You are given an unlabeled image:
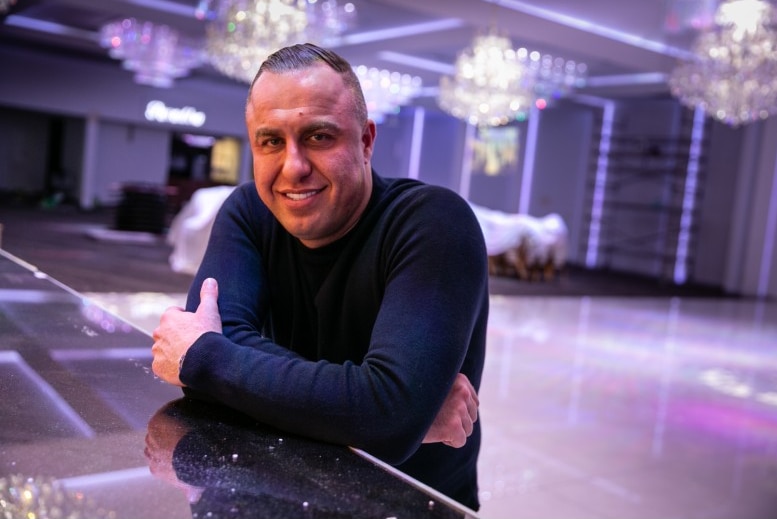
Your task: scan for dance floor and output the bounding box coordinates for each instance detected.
[85,291,777,519]
[477,295,777,519]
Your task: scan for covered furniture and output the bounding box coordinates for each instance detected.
[167,185,236,275]
[469,203,568,280]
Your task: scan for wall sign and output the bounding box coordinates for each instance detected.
[144,100,206,128]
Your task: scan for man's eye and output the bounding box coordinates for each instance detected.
[310,133,331,142]
[262,138,282,147]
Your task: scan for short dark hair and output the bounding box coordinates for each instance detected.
[248,43,368,124]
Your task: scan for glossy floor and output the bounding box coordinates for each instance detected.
[88,292,777,519]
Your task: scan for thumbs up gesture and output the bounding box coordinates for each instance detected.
[152,278,223,387]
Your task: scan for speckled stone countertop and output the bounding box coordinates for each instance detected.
[0,249,477,519]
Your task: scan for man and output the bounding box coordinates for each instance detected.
[152,43,489,510]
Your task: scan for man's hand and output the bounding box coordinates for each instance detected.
[145,402,204,504]
[151,278,223,387]
[423,373,479,448]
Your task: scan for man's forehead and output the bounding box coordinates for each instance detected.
[249,68,348,113]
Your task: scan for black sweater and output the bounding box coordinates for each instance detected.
[180,171,489,509]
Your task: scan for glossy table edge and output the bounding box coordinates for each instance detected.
[353,447,480,517]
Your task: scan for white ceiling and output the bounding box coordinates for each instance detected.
[1,0,726,100]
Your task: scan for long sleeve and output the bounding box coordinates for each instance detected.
[179,178,489,469]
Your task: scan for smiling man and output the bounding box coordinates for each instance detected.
[151,43,489,510]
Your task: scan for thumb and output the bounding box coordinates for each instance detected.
[196,278,219,318]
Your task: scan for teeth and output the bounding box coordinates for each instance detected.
[286,191,318,201]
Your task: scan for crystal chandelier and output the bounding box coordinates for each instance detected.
[305,0,357,44]
[439,33,533,127]
[668,0,777,126]
[528,50,588,104]
[438,31,587,127]
[99,18,205,88]
[354,66,422,123]
[198,0,356,84]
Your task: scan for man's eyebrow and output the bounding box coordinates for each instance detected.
[252,122,341,142]
[303,121,341,134]
[253,127,280,141]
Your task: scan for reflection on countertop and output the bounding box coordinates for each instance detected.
[146,398,465,518]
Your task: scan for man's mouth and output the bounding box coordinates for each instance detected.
[284,189,322,201]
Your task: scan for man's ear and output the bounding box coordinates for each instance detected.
[362,119,377,163]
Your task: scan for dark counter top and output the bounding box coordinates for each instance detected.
[0,249,478,519]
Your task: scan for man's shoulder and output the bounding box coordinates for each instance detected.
[223,182,268,212]
[377,175,465,208]
[217,182,275,229]
[370,176,479,240]
[230,181,261,200]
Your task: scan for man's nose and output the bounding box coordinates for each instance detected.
[280,142,312,181]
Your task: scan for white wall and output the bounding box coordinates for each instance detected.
[91,121,171,206]
[1,46,248,136]
[694,123,742,287]
[723,118,777,298]
[370,108,415,179]
[532,104,595,265]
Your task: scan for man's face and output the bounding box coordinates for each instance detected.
[245,64,376,248]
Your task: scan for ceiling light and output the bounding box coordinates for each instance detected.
[438,31,586,126]
[99,18,205,88]
[438,32,534,127]
[354,66,422,123]
[199,0,356,84]
[668,0,777,126]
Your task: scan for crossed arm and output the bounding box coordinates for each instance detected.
[152,277,479,450]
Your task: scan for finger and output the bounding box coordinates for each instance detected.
[456,375,479,422]
[159,306,185,323]
[445,431,466,448]
[455,373,477,397]
[448,404,473,447]
[460,373,479,403]
[463,412,474,436]
[152,306,184,338]
[196,278,219,317]
[468,395,479,423]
